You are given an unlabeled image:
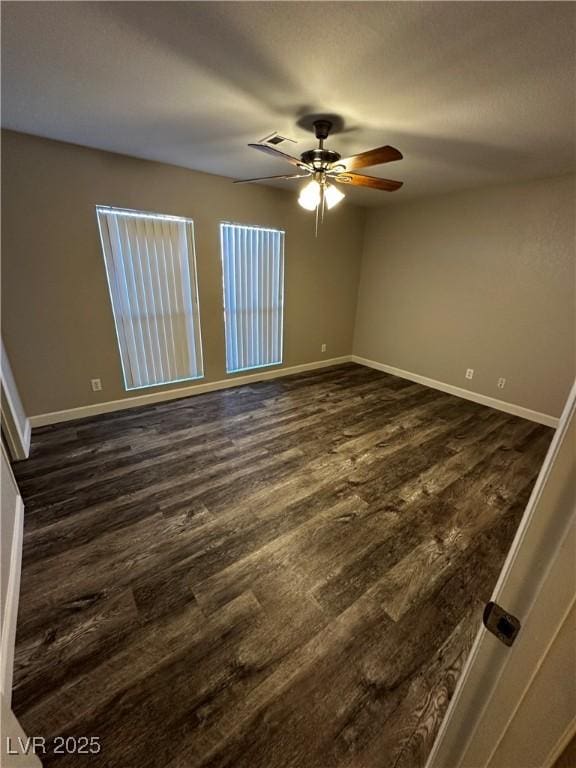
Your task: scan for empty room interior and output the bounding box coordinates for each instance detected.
[1,2,575,767]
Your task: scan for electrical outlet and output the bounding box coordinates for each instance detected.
[91,378,102,392]
[465,368,474,380]
[498,377,506,389]
[321,343,327,353]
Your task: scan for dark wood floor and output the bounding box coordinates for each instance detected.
[12,364,553,768]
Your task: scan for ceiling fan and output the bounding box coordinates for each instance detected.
[234,119,403,232]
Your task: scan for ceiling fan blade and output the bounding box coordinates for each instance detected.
[248,143,308,169]
[233,173,310,184]
[338,145,402,171]
[333,173,403,191]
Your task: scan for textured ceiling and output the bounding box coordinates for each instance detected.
[2,1,575,206]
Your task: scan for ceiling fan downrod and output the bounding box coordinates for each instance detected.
[300,120,342,170]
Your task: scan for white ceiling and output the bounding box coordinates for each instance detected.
[2,1,575,206]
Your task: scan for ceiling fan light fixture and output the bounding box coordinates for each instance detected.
[324,183,345,209]
[298,179,321,211]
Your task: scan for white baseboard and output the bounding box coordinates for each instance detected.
[352,356,559,428]
[29,356,353,427]
[29,354,560,429]
[0,496,24,703]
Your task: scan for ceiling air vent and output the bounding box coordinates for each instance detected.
[259,132,298,146]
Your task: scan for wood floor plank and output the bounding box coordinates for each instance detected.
[11,363,553,768]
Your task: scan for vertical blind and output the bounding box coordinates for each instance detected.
[220,223,285,373]
[96,206,203,390]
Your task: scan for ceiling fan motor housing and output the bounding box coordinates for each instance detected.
[300,148,342,169]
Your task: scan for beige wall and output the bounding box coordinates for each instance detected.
[354,175,576,418]
[3,130,574,421]
[1,130,365,415]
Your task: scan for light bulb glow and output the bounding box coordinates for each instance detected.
[298,180,321,211]
[325,183,345,209]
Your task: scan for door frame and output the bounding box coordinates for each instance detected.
[1,340,30,461]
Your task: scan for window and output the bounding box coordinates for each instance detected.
[220,222,285,373]
[96,206,203,390]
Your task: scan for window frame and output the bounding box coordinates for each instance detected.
[96,205,204,391]
[219,220,286,375]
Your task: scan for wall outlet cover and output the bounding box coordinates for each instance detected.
[465,368,474,380]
